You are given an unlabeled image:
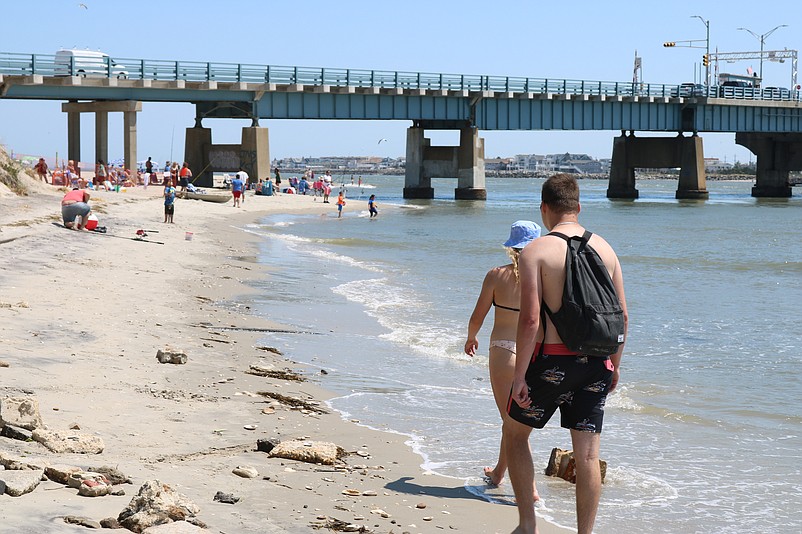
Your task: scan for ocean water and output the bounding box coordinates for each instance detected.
[242,175,802,533]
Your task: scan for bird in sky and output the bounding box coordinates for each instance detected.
[378,138,388,144]
[78,3,88,9]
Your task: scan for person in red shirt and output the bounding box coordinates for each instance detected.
[61,189,92,230]
[34,158,48,183]
[178,162,192,193]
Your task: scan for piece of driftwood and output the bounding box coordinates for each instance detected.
[312,517,371,532]
[269,440,346,466]
[246,365,304,382]
[256,392,326,414]
[546,447,607,484]
[255,346,283,355]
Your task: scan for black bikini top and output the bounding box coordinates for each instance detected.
[492,298,520,312]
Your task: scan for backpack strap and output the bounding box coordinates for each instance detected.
[533,304,546,360]
[548,230,593,242]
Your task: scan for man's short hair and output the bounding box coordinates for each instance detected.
[542,173,580,214]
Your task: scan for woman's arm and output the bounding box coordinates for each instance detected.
[464,270,496,357]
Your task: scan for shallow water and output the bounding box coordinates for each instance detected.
[244,176,802,533]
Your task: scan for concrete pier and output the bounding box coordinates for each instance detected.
[184,125,270,188]
[608,132,708,200]
[62,100,142,171]
[403,125,486,200]
[184,126,212,187]
[95,111,108,166]
[736,133,801,198]
[67,106,81,165]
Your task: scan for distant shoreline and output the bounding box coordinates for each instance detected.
[319,168,759,181]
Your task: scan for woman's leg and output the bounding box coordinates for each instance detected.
[487,344,539,500]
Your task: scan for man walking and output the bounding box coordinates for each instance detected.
[236,167,249,204]
[231,172,244,208]
[506,173,628,534]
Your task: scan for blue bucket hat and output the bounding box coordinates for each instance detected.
[503,220,541,249]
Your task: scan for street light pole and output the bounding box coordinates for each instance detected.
[737,24,788,82]
[692,15,710,85]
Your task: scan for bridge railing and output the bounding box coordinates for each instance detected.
[1,51,800,102]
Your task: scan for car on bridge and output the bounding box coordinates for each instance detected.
[53,49,128,79]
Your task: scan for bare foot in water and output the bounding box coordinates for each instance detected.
[483,467,541,502]
[483,466,504,486]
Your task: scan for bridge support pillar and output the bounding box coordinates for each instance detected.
[607,132,708,200]
[403,126,433,199]
[184,126,212,187]
[123,110,137,177]
[676,135,708,200]
[403,125,486,200]
[608,134,638,199]
[62,100,142,174]
[736,133,800,198]
[455,126,487,200]
[240,126,270,190]
[95,111,109,168]
[67,107,81,167]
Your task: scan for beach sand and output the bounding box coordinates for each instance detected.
[0,177,571,533]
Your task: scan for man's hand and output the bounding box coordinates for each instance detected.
[609,368,620,393]
[511,377,531,408]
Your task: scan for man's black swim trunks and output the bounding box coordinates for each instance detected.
[507,344,613,433]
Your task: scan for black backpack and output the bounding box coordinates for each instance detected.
[542,231,625,357]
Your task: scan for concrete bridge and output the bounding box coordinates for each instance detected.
[2,51,802,199]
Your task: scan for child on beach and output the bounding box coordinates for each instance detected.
[163,180,176,223]
[368,194,378,218]
[336,191,346,218]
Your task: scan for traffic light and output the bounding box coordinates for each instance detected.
[702,54,709,67]
[663,42,676,47]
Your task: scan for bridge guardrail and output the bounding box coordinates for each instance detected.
[1,51,800,102]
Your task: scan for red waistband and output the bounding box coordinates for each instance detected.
[534,342,580,356]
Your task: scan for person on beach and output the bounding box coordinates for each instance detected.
[464,220,541,501]
[170,162,180,190]
[272,168,281,194]
[336,190,346,218]
[163,180,176,223]
[262,176,274,196]
[236,168,249,204]
[61,188,92,230]
[368,194,378,218]
[506,174,628,534]
[231,172,244,208]
[178,162,192,194]
[95,159,107,190]
[145,157,153,175]
[34,157,48,183]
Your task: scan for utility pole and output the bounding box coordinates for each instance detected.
[737,24,788,81]
[692,15,711,85]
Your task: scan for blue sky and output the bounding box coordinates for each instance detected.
[1,0,798,165]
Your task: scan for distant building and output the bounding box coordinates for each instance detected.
[704,158,733,173]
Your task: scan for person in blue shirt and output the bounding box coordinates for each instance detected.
[231,174,244,207]
[163,180,176,223]
[368,194,378,218]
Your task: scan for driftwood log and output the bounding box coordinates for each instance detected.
[545,447,607,484]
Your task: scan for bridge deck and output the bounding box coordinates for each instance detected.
[2,52,801,134]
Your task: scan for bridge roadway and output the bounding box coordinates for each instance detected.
[2,51,801,198]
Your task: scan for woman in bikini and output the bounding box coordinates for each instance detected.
[465,220,541,499]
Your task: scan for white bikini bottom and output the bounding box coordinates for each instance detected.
[489,339,516,354]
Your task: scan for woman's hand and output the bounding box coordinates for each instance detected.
[464,338,478,357]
